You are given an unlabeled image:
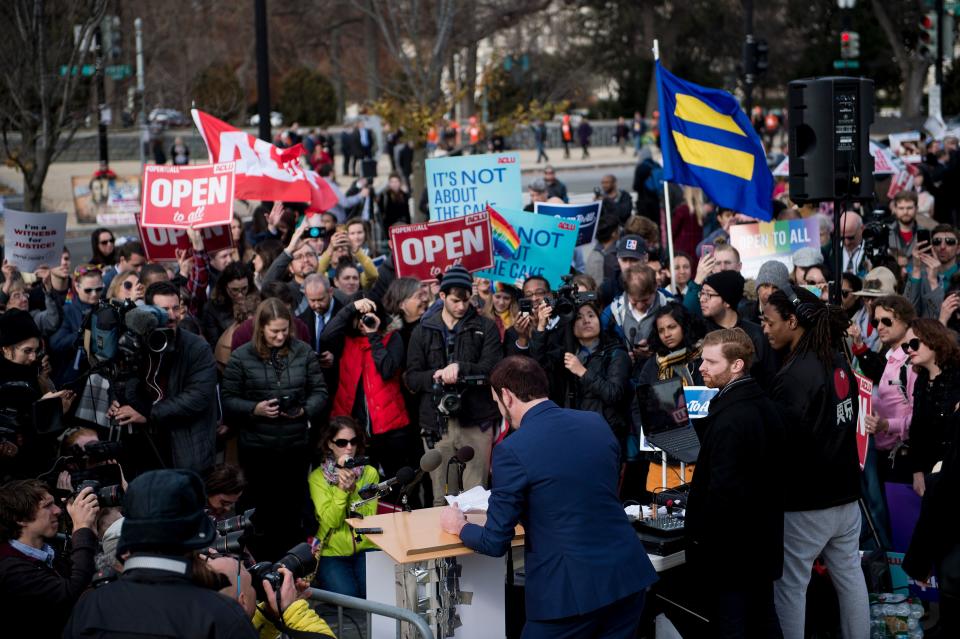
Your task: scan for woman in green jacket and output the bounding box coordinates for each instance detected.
[308,416,379,598]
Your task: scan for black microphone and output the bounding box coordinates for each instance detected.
[338,456,370,469]
[358,466,416,499]
[124,305,168,336]
[452,446,475,464]
[400,450,442,493]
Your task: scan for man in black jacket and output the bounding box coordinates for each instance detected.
[761,287,869,639]
[406,266,502,505]
[0,479,99,638]
[110,281,218,476]
[64,469,258,639]
[687,329,784,638]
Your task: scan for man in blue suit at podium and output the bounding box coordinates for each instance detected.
[440,355,657,638]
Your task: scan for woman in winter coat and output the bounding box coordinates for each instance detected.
[202,262,255,346]
[307,416,379,598]
[320,297,411,486]
[221,298,327,561]
[530,301,631,446]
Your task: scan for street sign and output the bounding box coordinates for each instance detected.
[833,59,861,70]
[58,64,131,80]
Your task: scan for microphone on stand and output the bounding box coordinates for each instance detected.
[445,446,475,496]
[358,466,416,500]
[397,450,443,511]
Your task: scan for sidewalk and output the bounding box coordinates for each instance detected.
[0,145,637,232]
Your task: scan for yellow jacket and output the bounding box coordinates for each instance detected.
[252,599,335,638]
[317,249,379,290]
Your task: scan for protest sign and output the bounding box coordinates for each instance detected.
[728,217,819,279]
[71,175,141,225]
[389,212,493,282]
[3,209,67,272]
[534,201,601,246]
[475,206,578,288]
[137,215,234,261]
[425,153,522,220]
[854,371,872,471]
[683,386,719,420]
[140,163,236,229]
[888,131,922,164]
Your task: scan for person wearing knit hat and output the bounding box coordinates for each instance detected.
[700,271,776,383]
[0,308,41,349]
[755,260,791,308]
[439,265,473,294]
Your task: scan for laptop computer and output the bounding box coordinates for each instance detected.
[636,378,701,463]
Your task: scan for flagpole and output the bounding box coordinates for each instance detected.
[653,39,677,298]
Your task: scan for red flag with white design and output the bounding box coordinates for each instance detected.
[191,109,337,211]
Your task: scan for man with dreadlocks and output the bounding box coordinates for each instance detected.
[760,286,869,639]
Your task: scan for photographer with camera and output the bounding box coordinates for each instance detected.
[107,281,219,476]
[222,298,327,561]
[0,479,99,637]
[320,297,414,482]
[64,469,259,638]
[905,224,960,319]
[209,555,335,638]
[405,266,502,505]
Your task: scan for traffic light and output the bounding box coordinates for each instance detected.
[756,38,769,74]
[919,11,938,59]
[840,31,860,59]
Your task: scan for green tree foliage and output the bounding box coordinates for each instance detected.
[192,63,245,122]
[279,67,337,125]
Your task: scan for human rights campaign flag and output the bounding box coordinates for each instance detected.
[656,62,773,221]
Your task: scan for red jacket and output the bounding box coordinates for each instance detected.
[332,333,409,435]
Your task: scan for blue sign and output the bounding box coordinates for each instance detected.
[683,386,718,419]
[534,201,601,246]
[475,207,579,289]
[425,153,522,221]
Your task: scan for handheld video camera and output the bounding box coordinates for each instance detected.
[861,208,891,267]
[432,375,488,418]
[249,542,317,601]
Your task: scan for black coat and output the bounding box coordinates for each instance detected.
[123,329,219,474]
[906,365,960,475]
[405,305,501,434]
[0,528,98,638]
[903,446,960,583]
[600,189,634,226]
[529,331,631,443]
[201,299,234,346]
[378,190,412,229]
[64,563,257,639]
[770,351,860,511]
[221,339,328,450]
[686,377,784,584]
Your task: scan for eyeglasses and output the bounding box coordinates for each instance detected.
[99,238,115,246]
[81,286,104,295]
[932,237,958,247]
[870,316,894,328]
[333,438,359,448]
[698,290,721,299]
[901,338,922,354]
[227,285,249,296]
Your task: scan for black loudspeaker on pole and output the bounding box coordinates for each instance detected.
[788,77,874,305]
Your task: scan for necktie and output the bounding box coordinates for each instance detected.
[315,313,324,352]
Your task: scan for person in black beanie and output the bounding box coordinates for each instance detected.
[699,270,776,384]
[405,265,502,505]
[64,469,259,638]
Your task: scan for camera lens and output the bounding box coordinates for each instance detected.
[361,314,377,328]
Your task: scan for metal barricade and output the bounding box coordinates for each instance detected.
[307,588,434,639]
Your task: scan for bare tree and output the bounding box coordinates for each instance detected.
[0,0,109,211]
[870,0,928,119]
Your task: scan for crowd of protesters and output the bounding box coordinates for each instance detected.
[0,125,958,637]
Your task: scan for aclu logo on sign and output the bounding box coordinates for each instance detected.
[683,386,719,420]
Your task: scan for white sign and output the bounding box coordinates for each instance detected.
[3,209,67,272]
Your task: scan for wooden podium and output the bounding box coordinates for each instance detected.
[347,507,523,639]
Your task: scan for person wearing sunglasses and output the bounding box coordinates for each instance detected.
[901,318,960,498]
[852,296,919,489]
[88,228,117,268]
[307,416,378,598]
[48,266,103,388]
[906,224,960,319]
[106,270,143,303]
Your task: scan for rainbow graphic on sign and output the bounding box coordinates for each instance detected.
[487,205,520,259]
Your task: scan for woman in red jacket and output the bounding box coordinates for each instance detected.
[319,298,411,493]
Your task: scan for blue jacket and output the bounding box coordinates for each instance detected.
[459,401,657,621]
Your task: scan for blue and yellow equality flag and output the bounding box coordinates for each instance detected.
[656,62,773,221]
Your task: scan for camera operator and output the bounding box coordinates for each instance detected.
[504,275,562,357]
[108,281,219,476]
[405,266,501,505]
[905,224,960,319]
[64,469,259,639]
[209,555,334,638]
[0,479,99,637]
